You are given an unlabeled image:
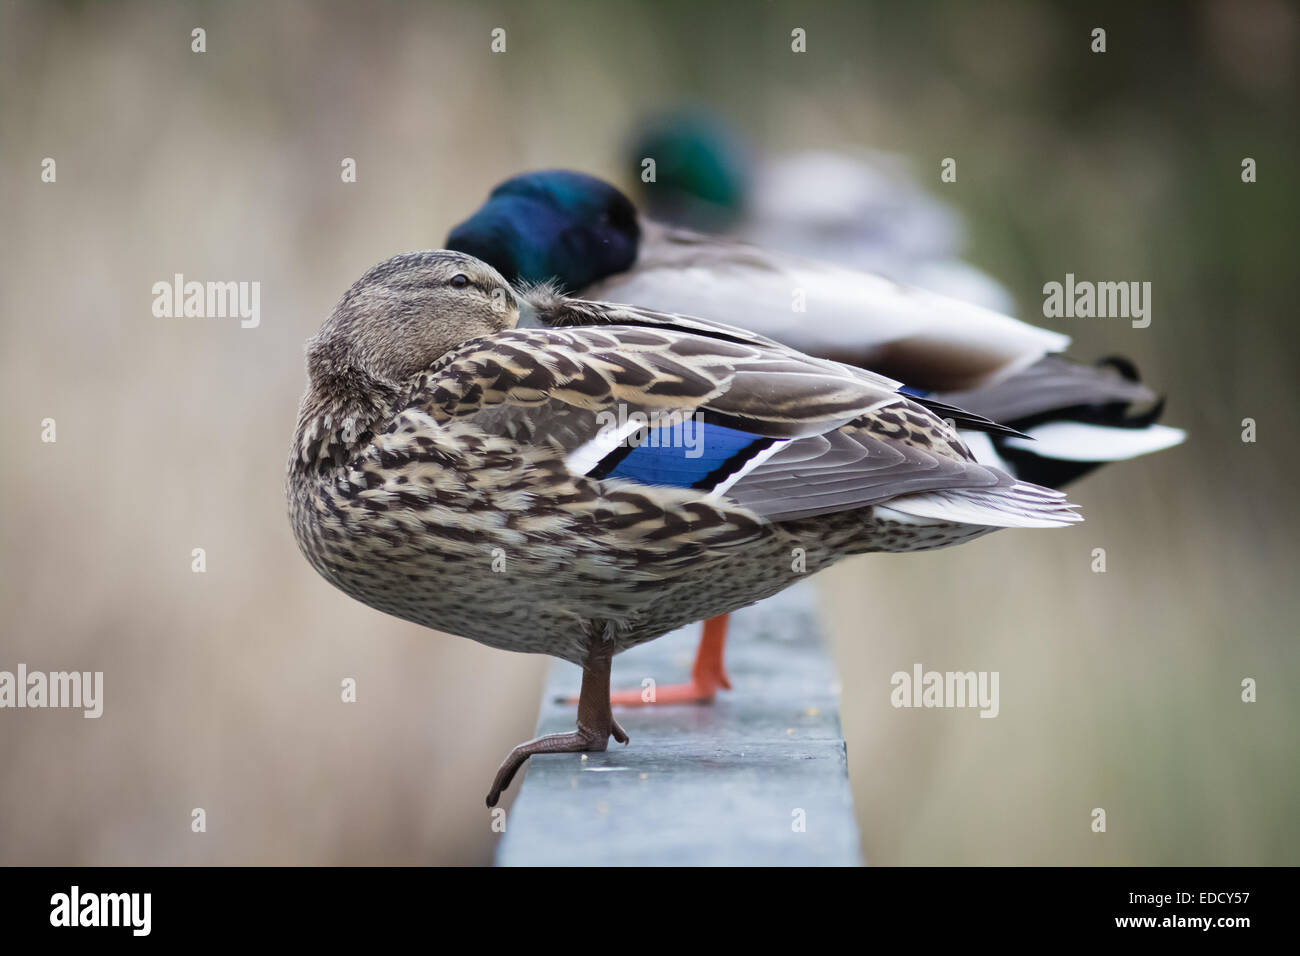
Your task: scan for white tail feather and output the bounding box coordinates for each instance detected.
[883,483,1083,529]
[1003,422,1186,462]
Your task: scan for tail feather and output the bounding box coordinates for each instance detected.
[939,355,1184,489]
[938,355,1154,424]
[881,482,1083,529]
[1002,421,1186,463]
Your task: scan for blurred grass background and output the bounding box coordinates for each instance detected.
[0,0,1295,864]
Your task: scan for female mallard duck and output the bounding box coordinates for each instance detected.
[287,250,1080,806]
[445,170,1184,704]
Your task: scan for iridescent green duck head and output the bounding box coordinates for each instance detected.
[626,108,751,232]
[306,250,520,395]
[445,170,640,292]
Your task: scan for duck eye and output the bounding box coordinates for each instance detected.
[450,274,470,289]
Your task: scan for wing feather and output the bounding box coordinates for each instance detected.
[407,296,1081,529]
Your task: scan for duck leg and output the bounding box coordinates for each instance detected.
[565,614,732,707]
[486,632,629,807]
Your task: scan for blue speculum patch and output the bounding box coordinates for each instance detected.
[601,421,773,490]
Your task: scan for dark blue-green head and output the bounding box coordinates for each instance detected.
[628,109,752,232]
[445,170,641,293]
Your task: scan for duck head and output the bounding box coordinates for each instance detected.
[306,250,520,395]
[446,170,640,292]
[627,109,751,231]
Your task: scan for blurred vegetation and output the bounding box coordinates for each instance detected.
[0,0,1295,864]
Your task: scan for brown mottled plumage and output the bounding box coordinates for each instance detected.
[287,250,1079,804]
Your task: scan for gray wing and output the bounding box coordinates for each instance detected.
[725,421,1079,527]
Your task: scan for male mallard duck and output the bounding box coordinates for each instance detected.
[287,250,1080,806]
[627,109,1016,312]
[445,170,1184,705]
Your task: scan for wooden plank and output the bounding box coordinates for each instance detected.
[496,583,864,866]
